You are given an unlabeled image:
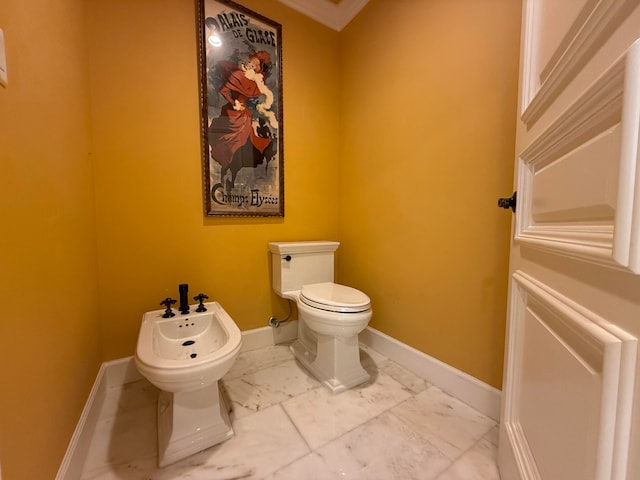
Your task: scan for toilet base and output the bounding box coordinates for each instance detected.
[290,333,370,394]
[157,381,234,467]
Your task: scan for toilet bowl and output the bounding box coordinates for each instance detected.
[135,301,241,467]
[269,241,373,393]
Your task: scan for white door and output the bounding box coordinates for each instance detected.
[498,1,640,479]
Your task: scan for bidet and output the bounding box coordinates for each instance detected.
[135,301,242,467]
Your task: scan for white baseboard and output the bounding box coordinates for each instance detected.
[241,320,298,351]
[55,356,145,480]
[55,364,107,480]
[360,327,501,421]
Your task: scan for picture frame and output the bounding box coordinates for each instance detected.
[197,0,284,216]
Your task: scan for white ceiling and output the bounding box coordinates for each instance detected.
[278,0,370,31]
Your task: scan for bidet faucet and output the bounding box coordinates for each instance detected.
[160,297,176,318]
[179,283,190,314]
[194,293,209,312]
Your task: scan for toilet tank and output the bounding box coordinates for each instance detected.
[268,241,339,296]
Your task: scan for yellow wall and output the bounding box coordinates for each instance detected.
[338,0,521,388]
[0,0,101,478]
[85,0,341,360]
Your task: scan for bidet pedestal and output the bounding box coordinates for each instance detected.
[157,381,233,467]
[291,333,370,394]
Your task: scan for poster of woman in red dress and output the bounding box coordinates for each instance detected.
[198,0,283,216]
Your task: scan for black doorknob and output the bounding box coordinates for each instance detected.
[498,191,517,212]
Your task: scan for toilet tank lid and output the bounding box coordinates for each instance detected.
[269,241,339,255]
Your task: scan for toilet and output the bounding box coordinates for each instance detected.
[135,301,242,467]
[269,241,372,393]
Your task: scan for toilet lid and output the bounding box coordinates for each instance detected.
[300,282,371,313]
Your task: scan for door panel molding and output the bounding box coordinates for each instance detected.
[516,40,640,273]
[502,271,637,480]
[520,0,640,126]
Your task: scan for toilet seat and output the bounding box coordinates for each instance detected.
[300,282,371,313]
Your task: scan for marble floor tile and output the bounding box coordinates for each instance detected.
[436,430,501,480]
[359,343,388,367]
[100,378,158,419]
[484,424,499,447]
[81,381,158,478]
[264,452,334,480]
[224,344,294,381]
[391,386,497,460]
[83,404,309,480]
[223,358,320,419]
[268,411,452,480]
[282,371,413,449]
[378,358,429,393]
[360,344,428,394]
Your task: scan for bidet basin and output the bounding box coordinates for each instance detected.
[154,312,227,360]
[135,301,242,392]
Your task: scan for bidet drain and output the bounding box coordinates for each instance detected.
[182,340,195,346]
[190,353,197,358]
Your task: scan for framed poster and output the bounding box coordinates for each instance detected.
[197,0,283,216]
